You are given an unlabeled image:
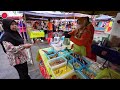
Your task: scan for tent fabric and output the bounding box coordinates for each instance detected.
[22,11,91,19]
[95,15,112,20]
[23,11,73,18]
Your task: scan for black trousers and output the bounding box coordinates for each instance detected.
[14,62,31,79]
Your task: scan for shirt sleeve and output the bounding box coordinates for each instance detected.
[70,30,92,46]
[2,41,25,54]
[69,30,75,36]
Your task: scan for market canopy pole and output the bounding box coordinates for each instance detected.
[23,13,34,65]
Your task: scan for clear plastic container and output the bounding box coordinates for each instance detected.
[48,56,67,70]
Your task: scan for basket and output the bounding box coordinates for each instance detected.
[51,63,74,79]
[48,56,67,70]
[78,68,97,79]
[68,58,84,71]
[65,70,86,79]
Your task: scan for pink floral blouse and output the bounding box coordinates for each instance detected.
[2,41,28,66]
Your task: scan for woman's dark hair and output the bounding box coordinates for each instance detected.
[48,18,51,21]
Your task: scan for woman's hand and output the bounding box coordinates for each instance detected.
[23,43,33,49]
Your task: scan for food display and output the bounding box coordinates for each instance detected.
[73,62,81,69]
[64,55,73,61]
[66,75,81,79]
[89,62,102,73]
[49,54,59,59]
[49,59,65,66]
[81,69,96,79]
[68,59,83,70]
[38,47,120,79]
[53,65,72,77]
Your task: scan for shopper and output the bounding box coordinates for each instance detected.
[0,21,3,36]
[18,21,28,41]
[47,18,53,38]
[0,19,32,79]
[53,21,56,32]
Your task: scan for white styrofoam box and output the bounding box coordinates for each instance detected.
[48,56,67,70]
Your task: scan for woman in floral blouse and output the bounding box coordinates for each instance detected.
[0,19,32,79]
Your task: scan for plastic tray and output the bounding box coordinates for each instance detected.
[48,56,67,70]
[64,54,74,61]
[79,68,97,79]
[65,70,86,79]
[51,63,74,79]
[68,58,84,71]
[47,53,61,60]
[75,57,92,68]
[42,47,57,56]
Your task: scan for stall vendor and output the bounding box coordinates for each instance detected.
[66,17,95,61]
[33,21,40,30]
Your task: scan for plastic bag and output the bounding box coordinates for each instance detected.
[95,68,120,79]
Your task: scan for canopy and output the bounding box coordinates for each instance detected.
[64,11,120,16]
[6,16,23,20]
[21,11,92,20]
[95,15,112,21]
[22,11,74,19]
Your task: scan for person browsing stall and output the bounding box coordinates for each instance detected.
[0,19,33,79]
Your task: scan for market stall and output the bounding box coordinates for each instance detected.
[93,15,114,42]
[35,33,120,79]
[34,12,120,79]
[36,46,120,79]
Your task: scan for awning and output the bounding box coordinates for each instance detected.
[64,11,120,16]
[95,15,112,21]
[22,11,91,20]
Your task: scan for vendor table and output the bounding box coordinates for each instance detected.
[36,47,56,79]
[36,47,120,79]
[91,44,120,65]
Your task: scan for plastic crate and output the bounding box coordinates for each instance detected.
[79,68,97,79]
[81,57,92,67]
[47,53,61,60]
[51,63,74,79]
[42,48,57,55]
[68,58,84,71]
[65,70,87,79]
[63,54,74,61]
[58,50,72,56]
[48,56,67,70]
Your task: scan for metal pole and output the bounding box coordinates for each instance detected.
[23,13,34,65]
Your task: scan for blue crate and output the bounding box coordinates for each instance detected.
[81,57,92,67]
[78,68,97,79]
[63,54,74,61]
[68,58,85,71]
[75,70,87,79]
[42,47,57,55]
[47,53,61,60]
[56,50,73,58]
